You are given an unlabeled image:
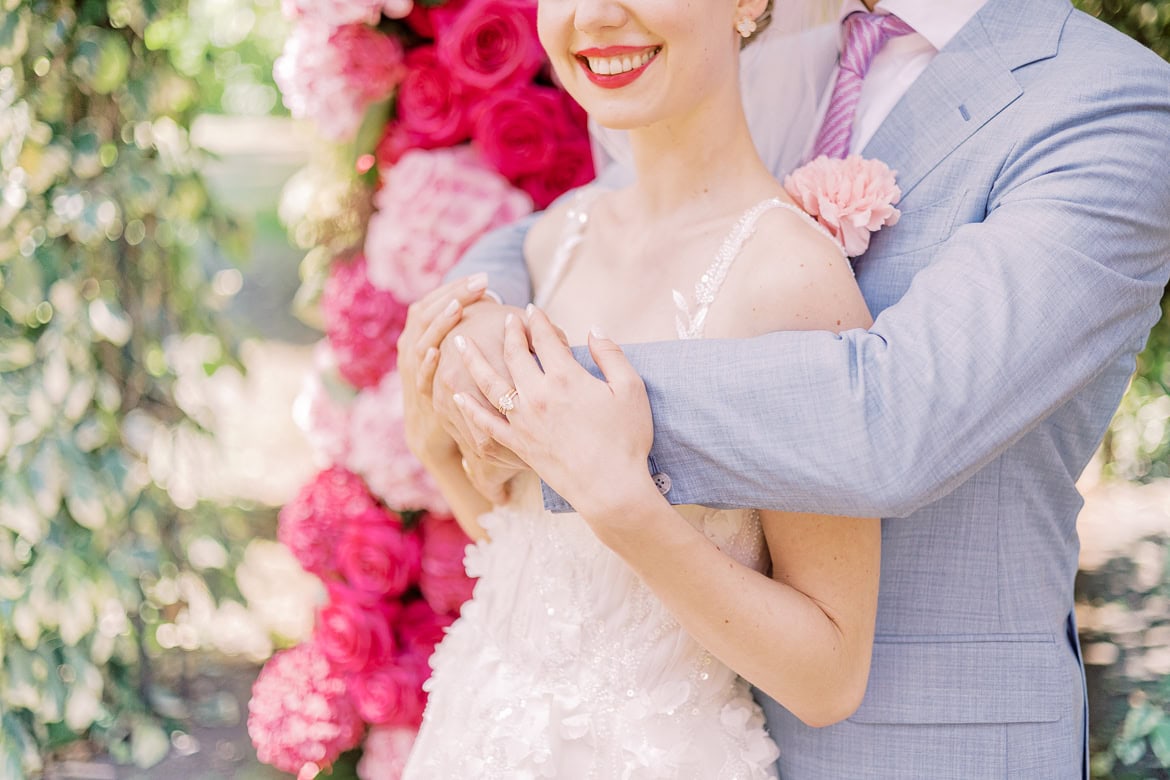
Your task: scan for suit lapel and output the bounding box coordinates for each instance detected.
[862,0,1072,198]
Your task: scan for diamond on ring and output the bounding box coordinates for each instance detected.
[497,388,519,415]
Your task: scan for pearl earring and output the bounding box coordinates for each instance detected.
[736,16,757,39]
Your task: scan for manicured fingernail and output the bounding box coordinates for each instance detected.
[424,347,438,362]
[466,273,489,291]
[444,299,459,316]
[453,393,466,408]
[454,335,467,352]
[590,324,607,340]
[504,313,514,326]
[525,303,535,319]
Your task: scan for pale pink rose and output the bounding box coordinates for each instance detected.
[417,514,476,615]
[348,654,428,726]
[783,154,902,258]
[315,583,400,672]
[248,641,365,779]
[283,0,386,26]
[329,23,407,103]
[292,342,354,466]
[278,467,379,579]
[435,0,543,93]
[274,24,367,141]
[364,147,532,301]
[345,371,450,514]
[357,725,418,780]
[338,507,423,600]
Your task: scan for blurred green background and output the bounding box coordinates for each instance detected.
[1,0,1170,777]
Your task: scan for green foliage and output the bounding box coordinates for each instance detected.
[0,0,247,774]
[1072,0,1170,480]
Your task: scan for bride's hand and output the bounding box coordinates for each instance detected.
[396,275,490,470]
[452,306,659,521]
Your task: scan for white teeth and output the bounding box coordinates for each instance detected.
[584,49,657,76]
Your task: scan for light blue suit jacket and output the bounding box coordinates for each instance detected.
[451,0,1170,776]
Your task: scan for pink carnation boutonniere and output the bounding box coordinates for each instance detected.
[783,154,902,258]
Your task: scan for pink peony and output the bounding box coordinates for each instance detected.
[348,655,428,726]
[397,598,455,664]
[329,23,407,104]
[278,467,379,579]
[783,154,902,258]
[435,0,543,93]
[321,254,410,390]
[338,507,423,600]
[316,583,400,672]
[345,371,450,513]
[274,24,368,141]
[364,147,532,301]
[248,641,365,780]
[357,725,418,780]
[516,138,595,210]
[292,342,354,466]
[417,514,476,615]
[394,46,473,151]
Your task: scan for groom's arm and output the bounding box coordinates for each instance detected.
[542,57,1170,518]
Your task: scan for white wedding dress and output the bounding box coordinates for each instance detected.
[402,194,827,779]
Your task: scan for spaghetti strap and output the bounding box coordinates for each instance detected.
[533,187,603,309]
[673,197,845,340]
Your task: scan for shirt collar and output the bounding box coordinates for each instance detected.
[837,0,989,53]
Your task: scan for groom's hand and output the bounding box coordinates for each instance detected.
[434,299,527,501]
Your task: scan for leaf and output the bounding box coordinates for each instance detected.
[1114,736,1147,767]
[130,719,170,768]
[1150,721,1170,766]
[1121,700,1164,741]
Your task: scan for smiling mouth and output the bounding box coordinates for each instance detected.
[578,47,661,76]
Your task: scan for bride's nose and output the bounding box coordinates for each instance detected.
[572,0,629,33]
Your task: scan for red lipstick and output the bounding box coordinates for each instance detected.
[575,46,660,89]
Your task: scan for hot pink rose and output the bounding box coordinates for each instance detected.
[418,514,476,615]
[278,467,379,579]
[395,47,472,150]
[348,655,428,726]
[397,598,455,665]
[248,641,364,780]
[364,147,532,301]
[516,138,595,210]
[329,23,407,103]
[338,507,423,600]
[345,371,449,514]
[321,254,409,389]
[783,154,902,258]
[315,583,400,672]
[472,85,564,179]
[436,0,543,93]
[357,725,418,780]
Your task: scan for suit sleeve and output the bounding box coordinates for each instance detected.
[544,57,1170,517]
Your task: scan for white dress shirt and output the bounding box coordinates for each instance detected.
[810,0,989,156]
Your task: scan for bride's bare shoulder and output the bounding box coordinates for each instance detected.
[736,203,873,334]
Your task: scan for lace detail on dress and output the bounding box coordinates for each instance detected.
[673,197,843,340]
[533,187,603,310]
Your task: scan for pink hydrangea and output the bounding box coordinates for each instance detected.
[357,725,418,780]
[783,154,902,258]
[283,0,386,26]
[338,506,423,600]
[345,371,450,514]
[274,24,367,141]
[364,147,532,301]
[418,514,476,615]
[278,467,379,579]
[292,342,354,466]
[322,254,409,390]
[248,641,365,780]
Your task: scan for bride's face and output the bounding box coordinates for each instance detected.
[538,0,749,131]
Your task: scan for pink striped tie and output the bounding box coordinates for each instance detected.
[810,12,915,160]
